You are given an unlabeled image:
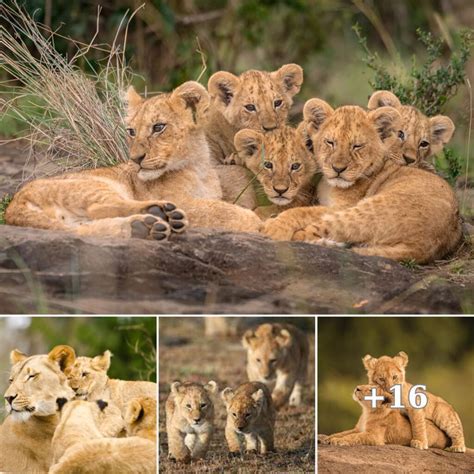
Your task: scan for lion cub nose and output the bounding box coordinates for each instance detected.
[332,165,347,174]
[273,186,289,195]
[403,154,416,165]
[131,153,146,166]
[5,395,17,405]
[193,417,201,423]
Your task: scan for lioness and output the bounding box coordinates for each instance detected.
[165,380,217,462]
[326,384,449,448]
[0,345,76,473]
[363,351,466,452]
[242,323,309,409]
[221,381,276,455]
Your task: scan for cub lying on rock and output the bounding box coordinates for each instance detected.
[221,381,276,455]
[326,385,449,448]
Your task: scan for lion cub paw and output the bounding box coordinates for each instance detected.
[329,437,351,446]
[410,439,428,450]
[130,214,171,241]
[145,202,188,234]
[445,445,466,453]
[262,218,296,241]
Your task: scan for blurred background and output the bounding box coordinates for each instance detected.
[0,316,156,421]
[318,316,474,447]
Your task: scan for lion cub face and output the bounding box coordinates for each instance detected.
[125,81,210,182]
[242,323,292,381]
[363,351,409,392]
[65,350,111,400]
[234,125,316,205]
[171,381,217,428]
[353,384,392,409]
[208,64,303,133]
[303,99,402,188]
[368,90,455,167]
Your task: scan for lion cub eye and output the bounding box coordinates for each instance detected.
[126,128,136,137]
[273,99,283,108]
[398,130,405,140]
[256,358,261,363]
[419,140,430,148]
[393,375,398,380]
[269,359,277,364]
[244,104,256,112]
[325,139,335,148]
[232,412,237,417]
[352,144,364,151]
[245,413,251,418]
[186,403,192,409]
[27,374,37,381]
[82,372,89,377]
[8,378,13,384]
[153,123,166,134]
[263,161,273,170]
[291,163,301,171]
[200,403,207,408]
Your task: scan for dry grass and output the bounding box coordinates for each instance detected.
[159,317,315,473]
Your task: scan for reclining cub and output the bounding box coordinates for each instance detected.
[165,380,217,462]
[65,350,156,413]
[326,384,449,449]
[50,399,156,474]
[264,99,462,263]
[221,381,276,455]
[363,351,465,452]
[242,323,309,409]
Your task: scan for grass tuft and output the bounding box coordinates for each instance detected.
[0,194,13,224]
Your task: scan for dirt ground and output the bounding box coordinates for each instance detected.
[158,317,315,473]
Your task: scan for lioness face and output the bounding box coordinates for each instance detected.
[303,100,402,188]
[125,81,210,182]
[234,125,316,205]
[363,352,408,392]
[5,351,75,421]
[172,381,216,428]
[208,64,303,133]
[353,384,392,409]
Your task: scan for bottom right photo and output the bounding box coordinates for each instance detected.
[318,316,474,473]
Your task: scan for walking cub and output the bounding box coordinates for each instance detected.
[327,385,449,449]
[242,323,309,409]
[263,99,462,263]
[363,351,466,452]
[165,380,217,462]
[221,381,275,455]
[124,397,157,443]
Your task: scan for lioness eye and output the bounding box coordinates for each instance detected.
[153,123,166,134]
[398,130,405,140]
[419,140,429,148]
[126,128,136,137]
[244,104,256,112]
[291,163,301,171]
[325,139,334,147]
[274,99,283,108]
[263,161,273,170]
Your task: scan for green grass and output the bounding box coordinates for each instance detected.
[0,194,13,224]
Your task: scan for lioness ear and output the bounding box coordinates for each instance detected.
[125,399,144,424]
[125,86,144,117]
[394,351,409,368]
[276,329,292,348]
[170,81,210,124]
[92,350,112,372]
[204,380,218,394]
[271,63,303,97]
[208,71,240,107]
[10,349,28,365]
[430,115,455,146]
[48,345,76,372]
[362,354,377,370]
[368,106,401,141]
[234,130,263,158]
[251,388,264,406]
[303,98,334,135]
[170,381,182,395]
[221,387,234,405]
[367,90,401,110]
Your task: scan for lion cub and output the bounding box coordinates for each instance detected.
[363,351,466,452]
[124,397,157,443]
[242,323,309,409]
[165,380,217,462]
[221,381,276,455]
[233,125,318,219]
[327,385,449,449]
[65,350,156,414]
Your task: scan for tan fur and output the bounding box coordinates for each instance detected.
[49,400,156,474]
[65,350,156,415]
[0,345,76,473]
[242,323,309,409]
[368,90,455,169]
[234,124,318,218]
[363,352,466,452]
[124,397,157,443]
[165,380,217,462]
[207,65,303,208]
[6,81,262,236]
[263,99,462,264]
[221,381,276,454]
[327,385,449,449]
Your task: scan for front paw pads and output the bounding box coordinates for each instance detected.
[145,202,188,233]
[131,215,171,241]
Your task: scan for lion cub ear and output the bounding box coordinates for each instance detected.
[271,63,303,98]
[48,345,76,372]
[242,329,257,349]
[276,329,292,348]
[125,86,144,117]
[303,98,334,136]
[204,380,218,394]
[394,351,409,368]
[296,122,314,154]
[362,354,377,370]
[367,90,401,110]
[430,115,455,146]
[170,81,210,124]
[208,71,240,108]
[251,388,264,407]
[368,106,401,141]
[234,130,263,159]
[92,350,112,372]
[10,349,28,365]
[221,387,235,405]
[125,399,144,424]
[170,381,182,395]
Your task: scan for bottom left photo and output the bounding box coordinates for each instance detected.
[0,316,157,473]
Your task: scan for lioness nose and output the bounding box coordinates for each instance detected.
[403,154,416,165]
[5,395,17,405]
[332,165,347,174]
[273,186,289,195]
[131,153,146,165]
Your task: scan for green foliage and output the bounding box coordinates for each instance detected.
[354,24,473,116]
[435,147,463,185]
[0,194,12,224]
